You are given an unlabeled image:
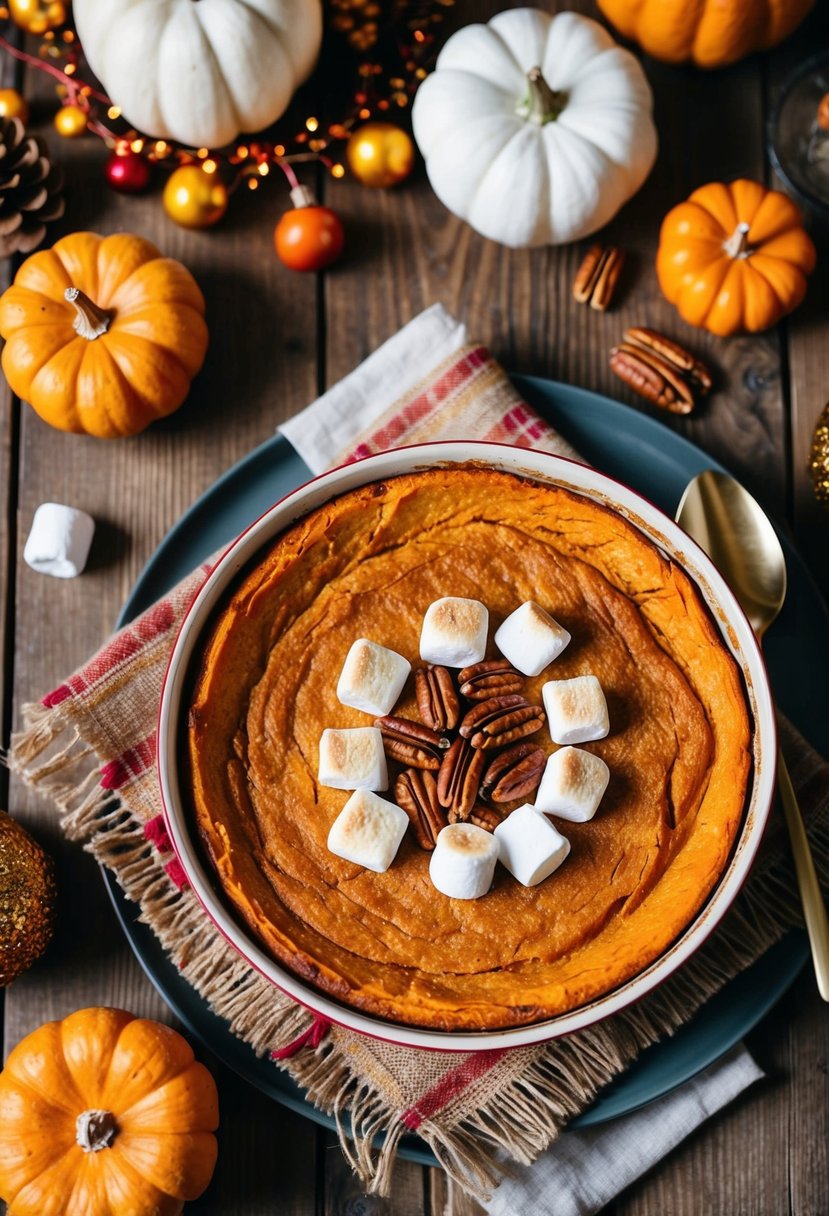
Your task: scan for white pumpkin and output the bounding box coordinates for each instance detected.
[74,0,323,149]
[412,8,658,248]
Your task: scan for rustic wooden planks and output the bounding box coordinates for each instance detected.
[0,1,827,1213]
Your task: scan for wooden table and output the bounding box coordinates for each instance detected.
[2,3,828,1212]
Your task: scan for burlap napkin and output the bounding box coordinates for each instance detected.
[9,306,829,1203]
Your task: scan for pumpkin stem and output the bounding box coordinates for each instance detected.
[76,1109,118,1152]
[518,67,567,125]
[65,287,113,341]
[723,222,751,260]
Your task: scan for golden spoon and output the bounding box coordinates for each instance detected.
[676,469,829,1000]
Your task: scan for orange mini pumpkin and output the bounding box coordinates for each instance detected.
[0,231,208,438]
[597,0,813,68]
[0,1007,219,1216]
[656,179,816,336]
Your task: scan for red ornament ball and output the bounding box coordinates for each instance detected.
[275,186,344,272]
[105,150,151,194]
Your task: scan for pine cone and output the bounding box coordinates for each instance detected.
[0,116,64,257]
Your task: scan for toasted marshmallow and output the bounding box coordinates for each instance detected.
[535,746,610,822]
[420,597,488,667]
[429,823,499,899]
[24,502,95,579]
[494,804,570,887]
[494,601,570,677]
[337,638,411,717]
[327,789,409,872]
[318,727,388,791]
[542,675,609,745]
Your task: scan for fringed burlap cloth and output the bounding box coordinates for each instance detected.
[8,307,829,1201]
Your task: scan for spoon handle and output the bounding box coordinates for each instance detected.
[776,744,829,1001]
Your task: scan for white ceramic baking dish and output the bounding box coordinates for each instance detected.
[157,442,776,1051]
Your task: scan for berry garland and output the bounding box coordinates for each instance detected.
[0,0,451,200]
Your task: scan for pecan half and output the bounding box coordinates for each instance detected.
[375,715,449,770]
[455,804,503,832]
[395,768,445,850]
[573,244,624,311]
[459,695,546,750]
[415,665,460,732]
[437,736,486,820]
[458,659,523,701]
[609,343,695,415]
[481,742,546,803]
[624,327,713,395]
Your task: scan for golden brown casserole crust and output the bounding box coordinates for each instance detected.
[187,466,751,1030]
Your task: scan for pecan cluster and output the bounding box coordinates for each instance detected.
[610,327,713,414]
[377,660,547,851]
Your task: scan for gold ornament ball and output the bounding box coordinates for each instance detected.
[0,89,30,125]
[0,810,57,987]
[809,400,829,504]
[54,105,88,139]
[346,122,415,188]
[8,0,67,34]
[163,165,228,230]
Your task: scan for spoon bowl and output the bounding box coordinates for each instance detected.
[676,471,787,639]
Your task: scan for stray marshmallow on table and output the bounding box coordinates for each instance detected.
[24,502,95,579]
[535,746,610,822]
[494,601,571,677]
[494,804,571,887]
[420,597,488,668]
[318,727,388,791]
[336,638,411,717]
[542,674,610,745]
[429,823,499,900]
[327,789,409,872]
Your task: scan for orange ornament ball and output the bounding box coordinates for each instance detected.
[346,122,415,188]
[8,0,67,34]
[0,89,29,125]
[163,165,228,230]
[274,186,344,271]
[54,105,88,139]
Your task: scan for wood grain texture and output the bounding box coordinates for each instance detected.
[322,1131,427,1215]
[766,3,829,606]
[0,2,827,1214]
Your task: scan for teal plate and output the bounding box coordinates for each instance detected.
[107,375,829,1165]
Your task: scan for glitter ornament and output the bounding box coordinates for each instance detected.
[0,88,29,125]
[54,104,88,138]
[105,149,151,194]
[809,401,829,504]
[346,121,415,187]
[0,809,56,986]
[8,0,67,35]
[163,164,228,229]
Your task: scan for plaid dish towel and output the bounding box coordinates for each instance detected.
[10,305,828,1207]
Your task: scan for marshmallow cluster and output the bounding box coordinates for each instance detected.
[24,502,95,579]
[318,727,388,791]
[327,790,409,872]
[337,638,410,717]
[420,597,488,667]
[319,596,613,892]
[495,601,570,676]
[430,823,499,899]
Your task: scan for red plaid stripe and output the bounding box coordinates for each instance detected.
[400,1048,508,1130]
